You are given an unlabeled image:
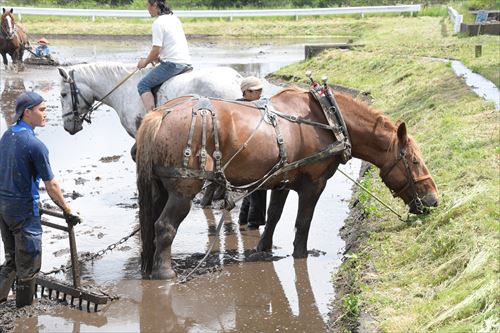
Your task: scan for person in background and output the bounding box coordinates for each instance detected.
[0,92,80,308]
[237,76,267,229]
[137,0,191,111]
[35,38,50,57]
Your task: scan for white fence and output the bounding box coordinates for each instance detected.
[448,6,463,33]
[11,5,421,21]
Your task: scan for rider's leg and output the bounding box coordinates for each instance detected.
[137,61,191,111]
[140,92,155,112]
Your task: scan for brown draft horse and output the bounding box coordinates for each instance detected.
[0,8,27,67]
[136,87,439,279]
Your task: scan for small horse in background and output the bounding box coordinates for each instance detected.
[0,8,28,68]
[136,88,439,279]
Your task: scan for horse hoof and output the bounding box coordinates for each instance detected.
[256,242,272,252]
[152,268,176,280]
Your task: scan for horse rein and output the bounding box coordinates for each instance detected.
[62,68,139,125]
[380,147,432,213]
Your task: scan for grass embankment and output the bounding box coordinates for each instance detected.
[272,15,499,333]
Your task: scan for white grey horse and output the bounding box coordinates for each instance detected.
[58,62,242,138]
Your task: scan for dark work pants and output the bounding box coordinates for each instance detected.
[238,190,267,225]
[0,214,42,281]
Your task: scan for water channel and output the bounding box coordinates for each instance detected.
[0,37,361,332]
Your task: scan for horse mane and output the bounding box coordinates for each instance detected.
[71,62,139,82]
[276,85,424,160]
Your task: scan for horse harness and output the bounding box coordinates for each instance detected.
[61,70,95,126]
[154,83,352,210]
[380,147,431,214]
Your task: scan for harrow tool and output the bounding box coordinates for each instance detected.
[37,208,109,312]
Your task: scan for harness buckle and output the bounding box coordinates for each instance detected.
[213,151,222,161]
[184,148,192,157]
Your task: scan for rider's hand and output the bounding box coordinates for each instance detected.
[63,209,82,226]
[137,58,149,69]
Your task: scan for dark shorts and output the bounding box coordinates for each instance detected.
[137,61,190,95]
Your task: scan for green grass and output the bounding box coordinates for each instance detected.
[273,15,499,333]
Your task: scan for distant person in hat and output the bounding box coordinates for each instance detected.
[34,38,50,57]
[0,91,80,308]
[237,76,267,229]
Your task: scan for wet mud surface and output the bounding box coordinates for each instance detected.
[0,36,360,332]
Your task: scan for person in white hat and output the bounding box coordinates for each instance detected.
[239,76,263,102]
[237,76,267,229]
[199,76,267,228]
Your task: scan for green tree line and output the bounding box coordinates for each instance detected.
[7,0,499,10]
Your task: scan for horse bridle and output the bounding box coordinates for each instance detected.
[380,147,432,213]
[61,70,95,125]
[61,68,139,128]
[0,15,16,40]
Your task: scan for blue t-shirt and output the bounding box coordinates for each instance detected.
[35,45,50,57]
[0,121,54,217]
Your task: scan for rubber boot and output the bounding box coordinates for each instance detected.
[15,278,35,308]
[0,268,16,302]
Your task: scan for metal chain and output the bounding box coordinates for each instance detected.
[41,227,140,276]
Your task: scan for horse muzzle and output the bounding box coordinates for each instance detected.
[409,192,439,214]
[64,122,83,135]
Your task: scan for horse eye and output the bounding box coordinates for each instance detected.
[413,158,419,164]
[61,93,67,98]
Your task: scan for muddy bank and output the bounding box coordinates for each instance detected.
[327,162,376,333]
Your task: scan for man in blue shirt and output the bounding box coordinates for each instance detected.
[34,38,50,57]
[0,91,80,308]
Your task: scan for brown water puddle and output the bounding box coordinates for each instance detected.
[0,37,360,332]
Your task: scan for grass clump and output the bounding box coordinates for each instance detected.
[274,15,499,332]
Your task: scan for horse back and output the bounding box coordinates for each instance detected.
[148,93,342,188]
[14,23,28,44]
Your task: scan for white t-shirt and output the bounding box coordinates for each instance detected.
[151,14,191,64]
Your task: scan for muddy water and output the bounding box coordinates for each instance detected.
[0,37,361,332]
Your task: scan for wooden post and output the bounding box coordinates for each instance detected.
[475,44,482,57]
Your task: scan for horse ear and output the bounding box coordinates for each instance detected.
[2,8,5,14]
[397,122,408,145]
[58,67,71,82]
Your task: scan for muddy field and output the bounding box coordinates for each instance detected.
[0,37,360,332]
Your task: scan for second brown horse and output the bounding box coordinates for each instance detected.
[136,87,439,279]
[0,8,27,67]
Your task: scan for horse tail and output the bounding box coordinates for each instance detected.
[136,111,164,275]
